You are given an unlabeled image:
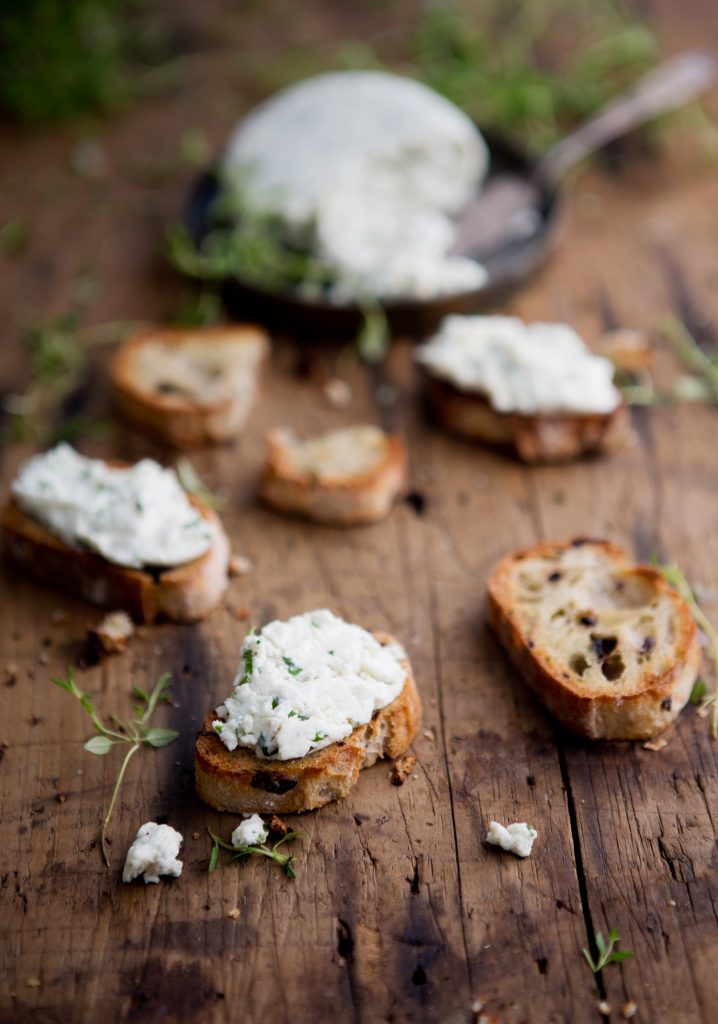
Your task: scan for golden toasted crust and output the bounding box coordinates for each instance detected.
[486,539,701,740]
[260,428,407,526]
[424,376,629,463]
[1,495,229,624]
[195,638,422,813]
[110,324,269,447]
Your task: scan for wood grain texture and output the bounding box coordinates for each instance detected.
[2,1,718,1022]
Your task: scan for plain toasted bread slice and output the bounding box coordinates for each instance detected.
[423,377,629,463]
[487,539,700,740]
[110,324,269,447]
[260,425,407,526]
[1,496,230,624]
[195,635,422,813]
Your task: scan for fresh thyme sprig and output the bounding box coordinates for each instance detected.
[657,316,718,404]
[3,313,142,443]
[176,457,227,511]
[582,928,634,973]
[207,826,303,879]
[51,668,178,867]
[657,563,718,738]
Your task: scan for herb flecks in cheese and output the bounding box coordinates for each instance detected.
[416,315,621,415]
[12,443,213,570]
[213,609,406,761]
[486,820,537,858]
[122,822,184,884]
[224,71,488,303]
[231,814,268,848]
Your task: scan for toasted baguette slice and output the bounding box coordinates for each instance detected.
[260,425,407,526]
[110,324,269,447]
[195,635,422,814]
[487,539,700,740]
[1,496,230,624]
[424,377,629,463]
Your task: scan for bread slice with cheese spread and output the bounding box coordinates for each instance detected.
[487,539,700,740]
[110,324,269,447]
[1,496,230,624]
[260,425,407,525]
[424,377,629,463]
[195,632,422,814]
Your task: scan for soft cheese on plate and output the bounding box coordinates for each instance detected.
[223,71,489,302]
[122,822,184,884]
[213,608,407,761]
[11,443,213,570]
[416,315,621,415]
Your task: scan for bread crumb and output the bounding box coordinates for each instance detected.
[227,908,241,920]
[599,328,651,375]
[323,377,352,408]
[38,652,49,665]
[598,1000,612,1015]
[269,815,290,836]
[621,1001,638,1019]
[26,978,41,988]
[86,611,134,657]
[229,554,254,578]
[391,752,417,785]
[56,792,67,804]
[192,831,200,841]
[667,899,676,907]
[471,1001,483,1014]
[423,728,436,742]
[4,663,19,686]
[643,737,668,752]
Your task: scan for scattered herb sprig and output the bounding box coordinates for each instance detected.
[207,826,303,879]
[176,457,227,511]
[582,928,634,973]
[51,668,178,866]
[658,563,718,738]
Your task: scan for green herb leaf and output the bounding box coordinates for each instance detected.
[144,727,179,748]
[582,928,633,973]
[176,457,226,511]
[208,842,219,874]
[357,299,389,364]
[84,735,114,755]
[690,679,708,705]
[282,656,302,676]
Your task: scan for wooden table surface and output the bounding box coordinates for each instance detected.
[2,3,718,1023]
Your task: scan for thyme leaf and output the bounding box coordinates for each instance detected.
[582,928,634,973]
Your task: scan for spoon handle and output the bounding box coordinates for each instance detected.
[533,50,717,187]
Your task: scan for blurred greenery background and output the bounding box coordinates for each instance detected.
[0,0,683,152]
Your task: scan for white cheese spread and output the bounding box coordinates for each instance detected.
[416,315,621,415]
[122,822,184,883]
[213,608,407,760]
[232,814,268,848]
[486,820,537,858]
[11,443,213,570]
[223,71,488,302]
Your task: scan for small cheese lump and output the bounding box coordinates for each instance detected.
[122,822,184,884]
[231,814,269,848]
[486,821,537,858]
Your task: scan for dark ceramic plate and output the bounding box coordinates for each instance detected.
[184,133,566,338]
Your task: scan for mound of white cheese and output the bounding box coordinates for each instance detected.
[416,315,621,415]
[223,71,489,303]
[213,608,407,761]
[12,443,213,570]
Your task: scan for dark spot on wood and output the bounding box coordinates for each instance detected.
[536,957,548,975]
[404,490,426,515]
[250,772,297,794]
[123,958,219,1020]
[337,919,354,961]
[661,697,672,711]
[526,775,535,787]
[354,814,369,825]
[412,965,427,986]
[28,715,42,726]
[409,860,420,895]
